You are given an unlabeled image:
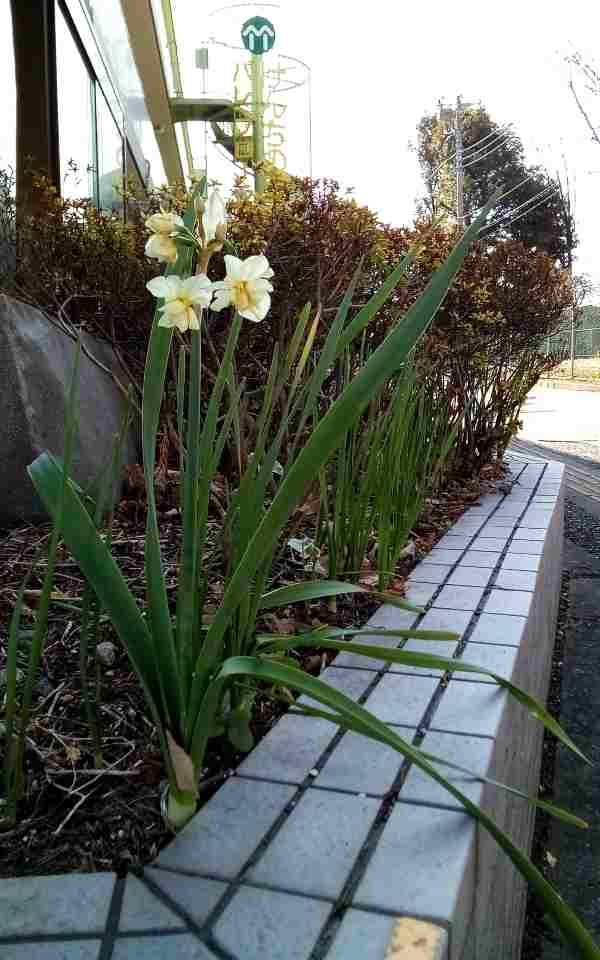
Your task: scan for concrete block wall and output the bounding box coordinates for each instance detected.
[0,459,565,960]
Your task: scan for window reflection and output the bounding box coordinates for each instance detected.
[97,89,124,214]
[55,5,94,201]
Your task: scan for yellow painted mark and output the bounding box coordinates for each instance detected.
[385,918,448,959]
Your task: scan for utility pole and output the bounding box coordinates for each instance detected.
[455,95,465,232]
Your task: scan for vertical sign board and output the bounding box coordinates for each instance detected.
[241,16,276,55]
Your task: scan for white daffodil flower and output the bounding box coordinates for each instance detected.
[146,274,213,332]
[201,188,226,244]
[211,254,274,323]
[144,210,184,264]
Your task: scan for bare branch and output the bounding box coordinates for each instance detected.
[568,80,600,148]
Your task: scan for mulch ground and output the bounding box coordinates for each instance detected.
[0,462,505,878]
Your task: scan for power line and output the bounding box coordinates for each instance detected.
[480,185,558,236]
[463,125,512,156]
[463,129,512,162]
[464,133,514,167]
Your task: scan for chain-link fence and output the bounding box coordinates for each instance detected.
[545,327,600,359]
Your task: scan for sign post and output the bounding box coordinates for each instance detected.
[241,17,276,194]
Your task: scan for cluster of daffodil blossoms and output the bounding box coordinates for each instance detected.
[144,188,274,331]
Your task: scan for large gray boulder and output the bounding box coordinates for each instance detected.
[0,295,140,527]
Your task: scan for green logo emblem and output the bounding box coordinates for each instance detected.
[241,16,276,55]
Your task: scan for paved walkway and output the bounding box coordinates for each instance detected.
[513,386,600,956]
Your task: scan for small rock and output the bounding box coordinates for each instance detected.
[96,641,117,666]
[308,768,319,778]
[399,540,417,561]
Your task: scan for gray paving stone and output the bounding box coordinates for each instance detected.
[421,548,463,565]
[354,803,474,959]
[430,679,507,737]
[484,589,533,617]
[0,873,115,936]
[119,874,185,931]
[143,869,226,928]
[491,504,524,517]
[299,666,373,706]
[435,534,474,550]
[401,729,494,807]
[238,715,334,783]
[389,635,460,679]
[416,608,473,636]
[112,935,213,958]
[327,909,398,960]
[506,540,544,555]
[404,581,438,607]
[470,535,511,551]
[447,565,494,588]
[0,945,101,960]
[494,569,538,591]
[214,886,330,960]
[520,510,554,528]
[247,789,379,898]
[461,550,501,568]
[317,726,410,794]
[512,528,546,540]
[468,612,527,647]
[445,519,484,535]
[433,584,485,611]
[364,674,439,725]
[501,552,542,572]
[483,516,518,529]
[455,640,519,683]
[408,563,453,584]
[334,604,420,669]
[479,527,519,541]
[155,777,295,877]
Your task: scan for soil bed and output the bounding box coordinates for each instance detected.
[0,463,504,878]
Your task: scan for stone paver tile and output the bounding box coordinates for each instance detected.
[417,608,473,636]
[354,803,474,959]
[520,510,554,528]
[446,519,484,535]
[248,790,379,898]
[433,584,485,611]
[447,565,494,588]
[317,727,410,794]
[491,504,524,517]
[334,605,419,669]
[470,535,511,551]
[155,778,295,877]
[401,729,494,807]
[238,715,334,783]
[435,534,474,550]
[0,945,101,960]
[119,875,185,931]
[468,612,527,647]
[327,909,398,960]
[214,887,330,960]
[421,548,463,565]
[506,540,544,556]
[501,553,542,572]
[143,869,226,928]
[430,679,507,737]
[483,517,517,529]
[512,528,546,541]
[454,640,519,683]
[364,674,439,725]
[408,563,453,584]
[461,550,501,569]
[404,581,438,607]
[299,666,373,705]
[0,873,115,937]
[389,635,460,679]
[494,569,538,591]
[112,935,213,958]
[484,589,533,617]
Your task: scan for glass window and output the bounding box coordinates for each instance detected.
[55,5,95,200]
[0,1,16,173]
[97,87,124,214]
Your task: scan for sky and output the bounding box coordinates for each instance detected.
[1,0,599,291]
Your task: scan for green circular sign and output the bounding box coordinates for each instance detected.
[241,16,276,55]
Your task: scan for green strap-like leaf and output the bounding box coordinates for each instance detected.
[213,656,600,960]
